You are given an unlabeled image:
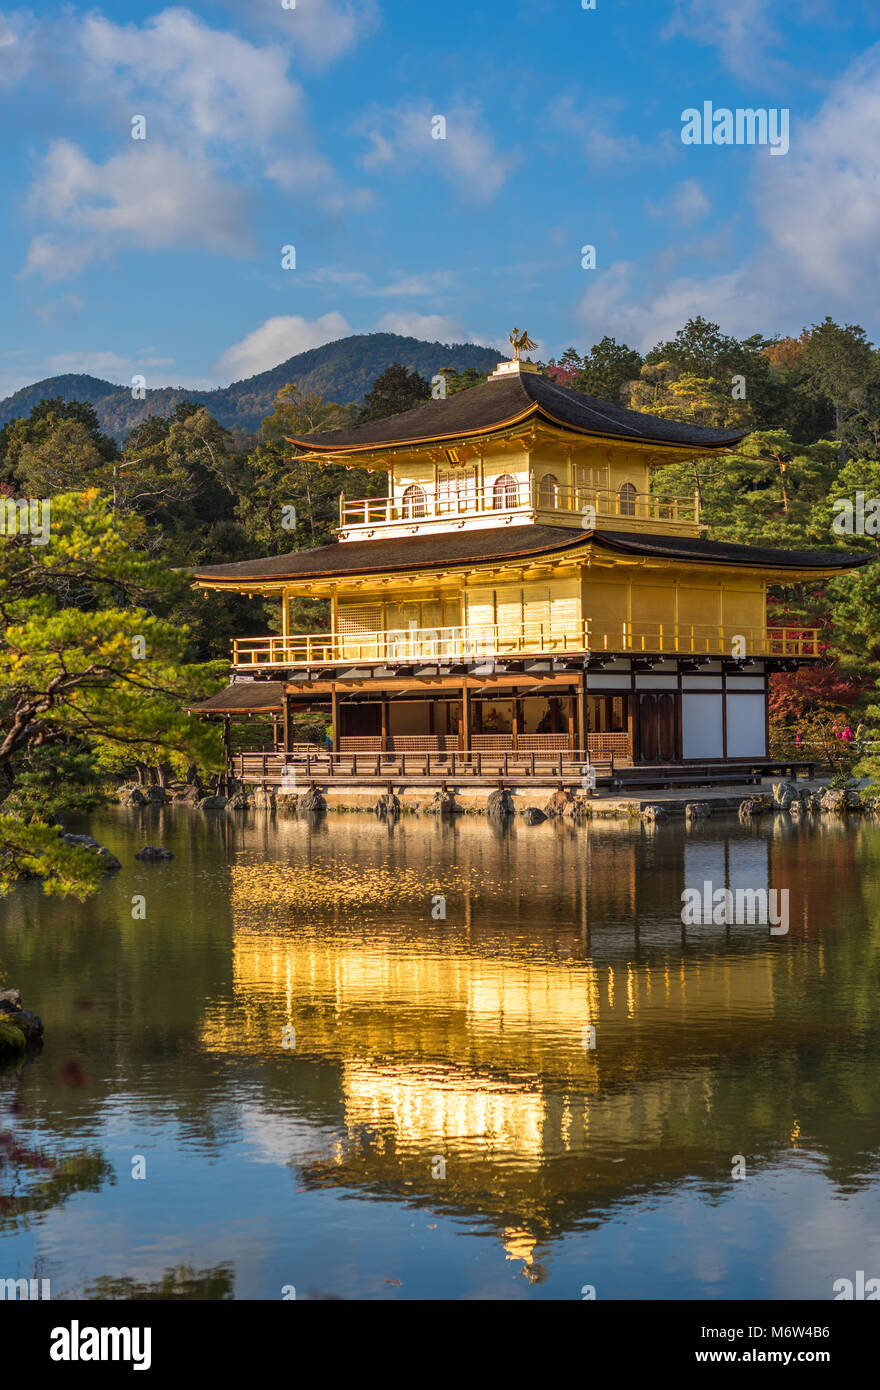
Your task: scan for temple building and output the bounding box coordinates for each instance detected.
[190,355,866,788]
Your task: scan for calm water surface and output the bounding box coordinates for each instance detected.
[2,806,880,1300]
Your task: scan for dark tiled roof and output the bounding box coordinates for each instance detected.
[193,525,870,584]
[288,370,748,452]
[187,681,286,712]
[594,530,873,570]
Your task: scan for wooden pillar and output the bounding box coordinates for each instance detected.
[331,685,340,753]
[567,696,576,751]
[512,697,519,752]
[764,670,770,759]
[282,696,290,753]
[461,683,471,751]
[381,699,389,752]
[577,674,587,755]
[675,673,683,761]
[632,693,641,764]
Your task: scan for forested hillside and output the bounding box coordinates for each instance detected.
[0,333,503,439]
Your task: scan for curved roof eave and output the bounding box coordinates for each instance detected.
[285,400,748,457]
[192,526,872,587]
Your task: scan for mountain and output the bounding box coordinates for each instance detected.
[0,334,504,440]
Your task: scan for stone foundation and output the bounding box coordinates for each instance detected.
[114,777,877,823]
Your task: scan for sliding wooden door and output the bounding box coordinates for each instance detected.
[638,692,679,762]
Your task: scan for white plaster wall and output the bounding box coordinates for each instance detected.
[682,694,724,758]
[725,694,766,756]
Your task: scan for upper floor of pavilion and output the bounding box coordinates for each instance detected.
[286,360,748,543]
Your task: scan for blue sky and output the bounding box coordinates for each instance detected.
[1,0,879,398]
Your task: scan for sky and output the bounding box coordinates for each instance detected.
[1,0,879,399]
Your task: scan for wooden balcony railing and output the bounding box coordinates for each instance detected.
[232,622,820,667]
[234,623,588,667]
[601,624,821,658]
[338,482,700,529]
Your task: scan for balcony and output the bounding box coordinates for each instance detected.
[337,480,701,537]
[232,622,820,668]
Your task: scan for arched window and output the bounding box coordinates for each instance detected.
[401,484,427,519]
[617,482,637,517]
[492,474,519,510]
[538,473,560,509]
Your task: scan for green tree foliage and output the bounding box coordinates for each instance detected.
[1,398,117,492]
[571,336,644,403]
[358,362,430,421]
[238,383,375,555]
[0,490,225,896]
[645,315,753,379]
[114,404,248,558]
[557,347,584,372]
[0,1129,113,1226]
[628,362,750,432]
[437,366,488,394]
[798,318,878,459]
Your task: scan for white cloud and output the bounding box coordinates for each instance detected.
[79,9,360,206]
[648,179,711,226]
[29,293,85,325]
[577,41,880,347]
[578,263,765,349]
[0,346,187,400]
[0,9,37,86]
[33,350,176,382]
[756,41,880,297]
[369,273,458,298]
[82,9,302,146]
[662,0,786,82]
[550,94,664,169]
[214,313,352,381]
[257,0,380,67]
[23,140,252,281]
[375,312,473,342]
[302,267,457,297]
[6,6,369,279]
[355,101,517,201]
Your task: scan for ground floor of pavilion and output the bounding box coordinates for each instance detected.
[188,656,813,789]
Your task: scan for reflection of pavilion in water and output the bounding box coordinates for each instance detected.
[199,819,828,1270]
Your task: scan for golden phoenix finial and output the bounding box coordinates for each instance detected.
[508,328,537,361]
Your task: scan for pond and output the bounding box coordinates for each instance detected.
[1,806,879,1300]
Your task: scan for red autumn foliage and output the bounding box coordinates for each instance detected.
[769,666,865,723]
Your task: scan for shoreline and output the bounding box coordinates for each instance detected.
[112,777,874,823]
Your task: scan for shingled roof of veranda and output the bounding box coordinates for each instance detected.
[186,680,287,713]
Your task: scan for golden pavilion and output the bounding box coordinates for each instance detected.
[190,354,867,789]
